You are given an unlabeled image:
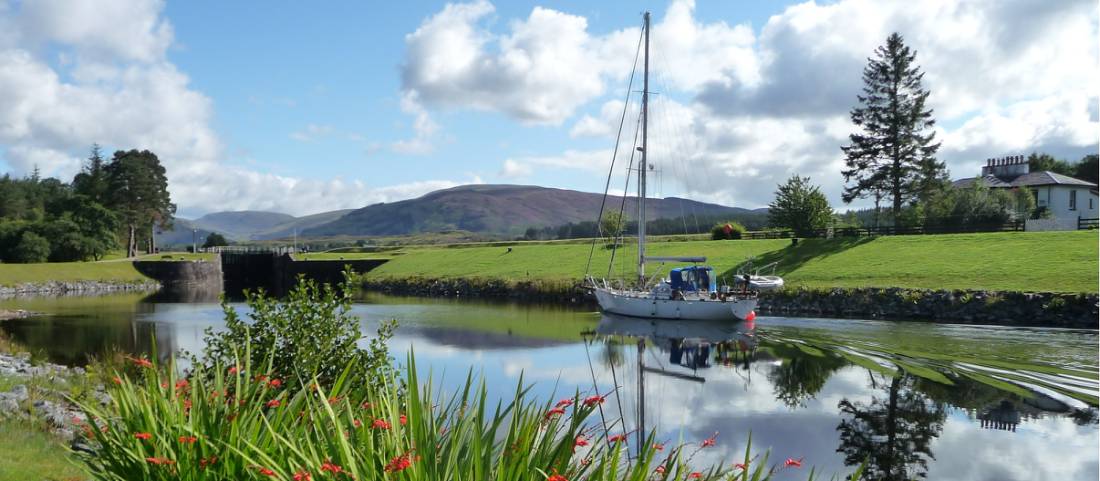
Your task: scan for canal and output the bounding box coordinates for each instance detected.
[1,290,1097,480]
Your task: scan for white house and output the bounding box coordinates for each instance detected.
[952,155,1098,228]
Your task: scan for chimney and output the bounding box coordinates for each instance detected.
[981,154,1029,180]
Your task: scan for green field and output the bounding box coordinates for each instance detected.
[0,261,150,287]
[364,231,1099,293]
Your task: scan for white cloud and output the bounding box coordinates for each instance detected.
[0,0,472,217]
[391,91,439,155]
[498,158,532,179]
[499,149,613,181]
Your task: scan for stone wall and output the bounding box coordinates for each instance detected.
[0,279,160,298]
[360,276,1099,328]
[132,258,223,287]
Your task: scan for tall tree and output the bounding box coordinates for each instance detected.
[841,33,946,223]
[767,175,834,236]
[105,150,175,257]
[72,144,110,203]
[1073,154,1098,184]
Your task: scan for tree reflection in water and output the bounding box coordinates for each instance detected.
[836,373,946,481]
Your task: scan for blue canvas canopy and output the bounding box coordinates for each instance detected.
[669,266,716,293]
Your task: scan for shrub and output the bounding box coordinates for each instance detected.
[197,271,394,390]
[11,230,50,263]
[711,221,746,240]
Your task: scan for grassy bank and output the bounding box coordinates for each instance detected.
[363,231,1098,293]
[0,420,85,481]
[0,261,151,287]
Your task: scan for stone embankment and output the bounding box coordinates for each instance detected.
[0,280,160,298]
[0,351,108,451]
[360,277,1099,328]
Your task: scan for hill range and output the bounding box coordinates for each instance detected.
[158,184,764,244]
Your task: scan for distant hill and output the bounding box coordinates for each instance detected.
[156,209,355,246]
[303,184,759,237]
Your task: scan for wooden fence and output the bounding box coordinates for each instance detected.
[1079,218,1099,230]
[739,221,1025,240]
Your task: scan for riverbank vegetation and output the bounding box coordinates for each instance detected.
[0,145,174,263]
[361,231,1097,293]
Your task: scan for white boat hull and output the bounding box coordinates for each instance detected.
[594,287,756,321]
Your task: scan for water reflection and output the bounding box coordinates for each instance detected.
[0,290,1097,480]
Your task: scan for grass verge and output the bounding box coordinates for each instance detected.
[0,420,85,481]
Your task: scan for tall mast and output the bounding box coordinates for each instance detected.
[637,11,650,287]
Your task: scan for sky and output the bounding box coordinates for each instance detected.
[0,0,1097,218]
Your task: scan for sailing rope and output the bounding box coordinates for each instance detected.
[584,25,644,281]
[582,335,612,443]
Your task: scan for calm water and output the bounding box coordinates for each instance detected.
[2,290,1097,481]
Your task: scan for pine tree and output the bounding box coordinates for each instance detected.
[841,33,946,223]
[767,175,834,236]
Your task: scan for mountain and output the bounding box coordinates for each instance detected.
[156,209,355,245]
[303,184,758,237]
[189,211,296,240]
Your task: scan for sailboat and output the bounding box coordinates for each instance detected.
[589,11,778,322]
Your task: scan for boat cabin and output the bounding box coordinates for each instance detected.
[669,266,716,294]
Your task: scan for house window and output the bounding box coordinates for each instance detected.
[1069,190,1076,211]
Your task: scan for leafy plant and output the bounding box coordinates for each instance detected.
[711,221,746,240]
[197,271,394,390]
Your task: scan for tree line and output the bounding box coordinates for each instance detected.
[522,211,769,241]
[760,33,1097,236]
[0,145,174,263]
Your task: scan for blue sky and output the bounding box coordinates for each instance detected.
[1,0,1096,217]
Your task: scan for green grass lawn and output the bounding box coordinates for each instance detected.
[0,420,86,481]
[364,231,1099,293]
[0,261,150,287]
[294,252,396,261]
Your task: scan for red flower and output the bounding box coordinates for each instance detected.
[265,399,281,408]
[227,366,239,375]
[688,472,702,479]
[384,452,417,473]
[784,457,803,468]
[701,432,718,448]
[182,399,192,412]
[178,435,198,444]
[175,379,189,390]
[353,419,362,428]
[293,470,312,481]
[112,376,122,385]
[268,378,283,388]
[360,401,372,409]
[652,442,665,451]
[257,466,277,476]
[608,434,627,443]
[199,456,218,469]
[555,398,574,408]
[733,462,748,471]
[320,461,343,474]
[399,414,407,425]
[655,465,666,474]
[133,432,152,440]
[145,457,175,465]
[129,356,153,369]
[545,407,566,419]
[372,418,391,430]
[547,472,568,481]
[582,395,605,407]
[573,436,589,449]
[255,374,268,383]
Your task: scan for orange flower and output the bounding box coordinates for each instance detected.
[179,435,198,444]
[573,436,589,449]
[688,472,702,479]
[257,466,277,476]
[145,457,175,465]
[268,378,283,388]
[701,432,718,448]
[265,399,281,408]
[545,407,566,419]
[293,470,312,481]
[555,398,574,408]
[129,356,153,369]
[654,465,666,474]
[384,452,418,473]
[199,456,218,469]
[733,462,748,471]
[652,442,665,451]
[182,399,192,412]
[227,366,239,375]
[372,418,391,430]
[320,461,343,474]
[784,457,803,468]
[255,374,268,382]
[399,414,407,425]
[360,401,372,409]
[608,434,627,443]
[353,419,362,428]
[112,376,122,385]
[175,379,189,390]
[134,432,152,440]
[582,395,605,407]
[547,471,568,481]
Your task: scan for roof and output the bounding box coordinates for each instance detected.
[952,171,1097,189]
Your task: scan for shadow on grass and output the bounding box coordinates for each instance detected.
[719,236,876,282]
